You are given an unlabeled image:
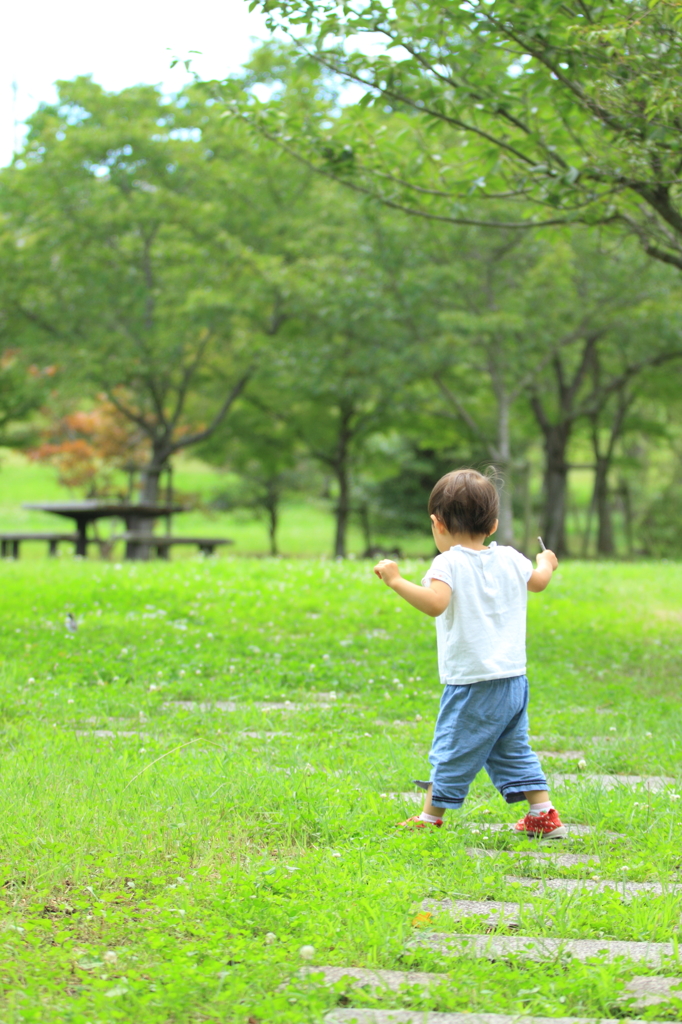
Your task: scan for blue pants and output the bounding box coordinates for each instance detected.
[429,675,547,810]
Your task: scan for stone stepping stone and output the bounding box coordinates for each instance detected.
[164,700,330,713]
[467,848,599,866]
[624,975,682,1006]
[302,965,443,991]
[410,932,676,966]
[466,822,612,839]
[239,731,293,739]
[549,773,674,792]
[326,1011,646,1024]
[506,876,682,897]
[74,730,145,739]
[311,968,666,1018]
[536,751,585,761]
[421,898,524,924]
[164,700,238,712]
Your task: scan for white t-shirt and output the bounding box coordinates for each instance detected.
[422,542,534,686]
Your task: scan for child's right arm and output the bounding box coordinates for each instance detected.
[373,559,451,617]
[527,550,559,592]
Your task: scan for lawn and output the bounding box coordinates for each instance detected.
[2,556,682,1022]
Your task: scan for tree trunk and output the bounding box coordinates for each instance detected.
[620,478,634,558]
[128,453,167,560]
[334,460,350,559]
[265,482,279,557]
[541,424,571,555]
[593,455,615,555]
[491,391,514,545]
[139,460,164,504]
[358,501,373,556]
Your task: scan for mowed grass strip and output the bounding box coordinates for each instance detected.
[2,558,682,1021]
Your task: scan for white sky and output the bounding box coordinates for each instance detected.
[2,0,273,166]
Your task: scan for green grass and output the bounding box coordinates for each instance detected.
[3,558,682,1021]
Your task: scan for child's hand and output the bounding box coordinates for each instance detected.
[537,549,558,571]
[373,559,401,586]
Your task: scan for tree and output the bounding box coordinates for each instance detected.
[522,239,682,553]
[0,77,293,511]
[28,398,149,496]
[199,401,309,557]
[0,350,50,446]
[243,2,682,272]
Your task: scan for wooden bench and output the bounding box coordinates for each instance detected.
[116,533,233,559]
[0,532,82,558]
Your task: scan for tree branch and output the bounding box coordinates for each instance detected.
[170,369,253,451]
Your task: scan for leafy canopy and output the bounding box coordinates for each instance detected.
[243,0,682,269]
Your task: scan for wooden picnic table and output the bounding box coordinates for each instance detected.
[23,501,187,558]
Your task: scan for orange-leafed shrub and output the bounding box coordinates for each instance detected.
[29,400,149,495]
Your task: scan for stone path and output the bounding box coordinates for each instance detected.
[164,699,331,712]
[325,1013,647,1024]
[318,764,682,1022]
[310,966,682,1010]
[421,898,525,924]
[549,773,674,791]
[409,932,676,966]
[325,1013,649,1024]
[535,750,585,760]
[309,966,682,1016]
[239,731,293,739]
[506,876,682,897]
[467,848,600,866]
[624,975,682,1005]
[74,729,146,739]
[465,821,612,838]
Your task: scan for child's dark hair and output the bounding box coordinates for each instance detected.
[428,468,499,537]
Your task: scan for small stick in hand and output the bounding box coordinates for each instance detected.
[537,536,547,551]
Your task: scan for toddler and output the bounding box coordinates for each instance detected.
[374,468,565,838]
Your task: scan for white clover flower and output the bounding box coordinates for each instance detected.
[322,654,330,660]
[121,648,128,655]
[577,758,587,770]
[415,714,423,722]
[103,951,118,964]
[264,933,277,944]
[645,731,653,738]
[27,677,35,684]
[299,945,315,960]
[609,726,617,732]
[671,793,681,801]
[67,698,74,704]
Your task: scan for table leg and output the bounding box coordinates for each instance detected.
[75,518,88,557]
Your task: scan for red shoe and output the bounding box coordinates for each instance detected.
[397,815,443,829]
[513,808,567,839]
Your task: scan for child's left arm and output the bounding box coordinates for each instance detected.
[373,559,451,617]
